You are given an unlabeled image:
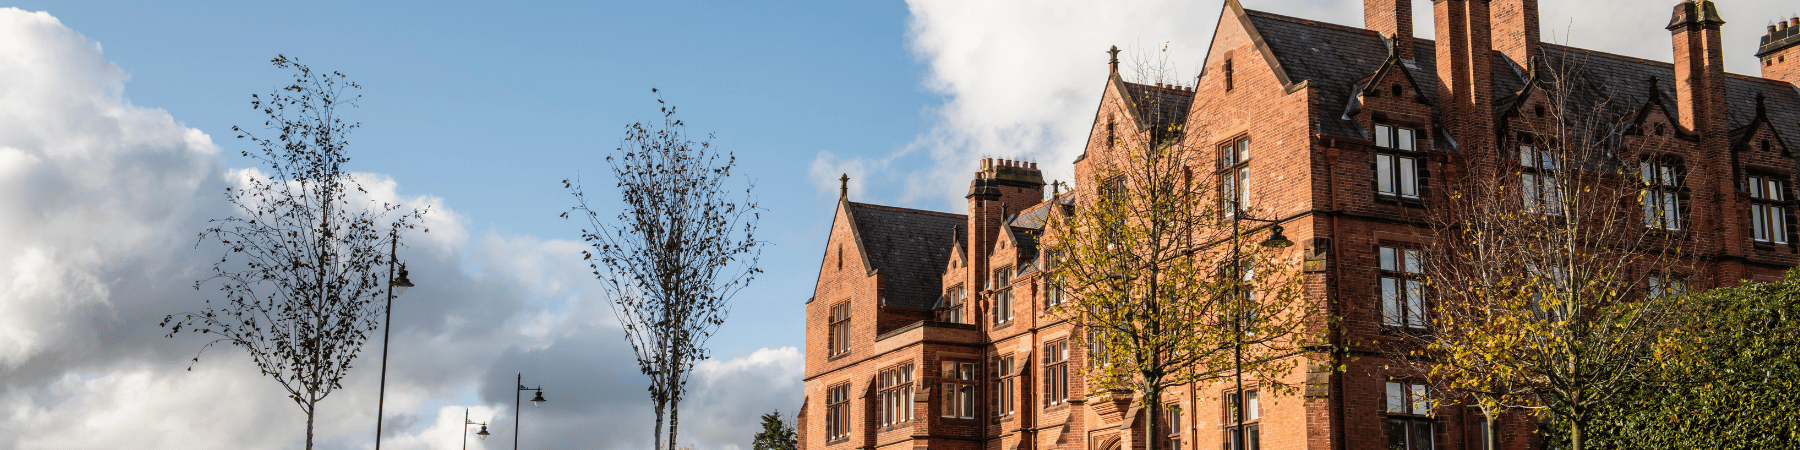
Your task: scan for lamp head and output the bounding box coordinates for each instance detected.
[1259,226,1294,248]
[477,424,489,440]
[390,265,414,297]
[531,390,547,408]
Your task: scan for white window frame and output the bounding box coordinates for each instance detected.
[1044,340,1070,406]
[1379,246,1427,330]
[1221,137,1251,214]
[1750,175,1790,244]
[944,285,965,324]
[878,364,914,427]
[1520,145,1563,216]
[1385,381,1436,450]
[1641,160,1682,231]
[1375,124,1422,200]
[991,267,1014,325]
[941,362,977,419]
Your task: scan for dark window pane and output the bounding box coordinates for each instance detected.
[1388,419,1408,450]
[1411,420,1434,450]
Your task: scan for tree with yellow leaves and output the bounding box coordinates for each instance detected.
[1407,58,1695,450]
[1042,49,1312,450]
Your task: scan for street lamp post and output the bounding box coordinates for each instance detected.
[375,231,415,450]
[464,408,490,450]
[1229,204,1291,450]
[514,373,548,450]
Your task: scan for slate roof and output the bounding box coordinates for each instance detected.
[845,202,966,310]
[1243,8,1797,154]
[1245,10,1526,142]
[1009,200,1058,231]
[1242,10,1394,140]
[1121,82,1195,134]
[1534,43,1800,151]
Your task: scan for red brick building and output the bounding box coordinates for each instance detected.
[798,1,1800,449]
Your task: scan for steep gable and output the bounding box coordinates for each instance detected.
[843,202,966,310]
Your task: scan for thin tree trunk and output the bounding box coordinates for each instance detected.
[653,399,666,450]
[1570,416,1584,450]
[667,361,682,449]
[669,399,681,450]
[1143,388,1158,450]
[1484,414,1498,450]
[305,402,316,450]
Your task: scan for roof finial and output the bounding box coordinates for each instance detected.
[1757,92,1769,118]
[839,173,850,199]
[1108,45,1121,74]
[1647,75,1665,105]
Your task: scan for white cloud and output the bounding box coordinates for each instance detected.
[891,0,1787,211]
[0,7,801,450]
[888,0,1356,209]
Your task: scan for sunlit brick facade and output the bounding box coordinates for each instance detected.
[798,1,1800,449]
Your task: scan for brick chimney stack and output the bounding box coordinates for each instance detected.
[1366,0,1415,60]
[1492,0,1540,67]
[1435,0,1498,154]
[965,158,1044,294]
[1669,0,1728,137]
[1757,15,1800,84]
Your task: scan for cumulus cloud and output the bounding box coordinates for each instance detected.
[0,7,800,450]
[887,0,1786,211]
[887,0,1355,209]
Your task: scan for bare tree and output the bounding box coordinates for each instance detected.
[1407,55,1694,450]
[565,89,762,450]
[162,55,426,450]
[1044,48,1312,450]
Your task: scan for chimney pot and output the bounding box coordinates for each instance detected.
[1791,17,1798,28]
[1772,24,1780,34]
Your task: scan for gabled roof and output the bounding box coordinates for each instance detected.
[1535,44,1800,151]
[1243,8,1528,141]
[1240,9,1396,139]
[1730,94,1792,156]
[1240,6,1800,153]
[844,202,966,310]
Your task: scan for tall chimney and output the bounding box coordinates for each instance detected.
[1435,0,1498,154]
[1366,0,1415,60]
[1492,0,1540,67]
[1757,14,1800,84]
[1669,0,1728,137]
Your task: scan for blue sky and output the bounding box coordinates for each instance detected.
[5,0,1798,449]
[12,0,938,359]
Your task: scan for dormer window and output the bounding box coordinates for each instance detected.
[991,266,1015,326]
[1750,175,1791,244]
[1520,144,1563,216]
[1374,124,1422,200]
[1641,159,1684,231]
[944,285,966,324]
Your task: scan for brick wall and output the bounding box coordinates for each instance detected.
[802,2,1800,450]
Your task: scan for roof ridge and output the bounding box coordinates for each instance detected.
[1121,80,1199,96]
[1243,8,1380,39]
[847,201,967,220]
[1542,43,1786,85]
[1541,43,1673,70]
